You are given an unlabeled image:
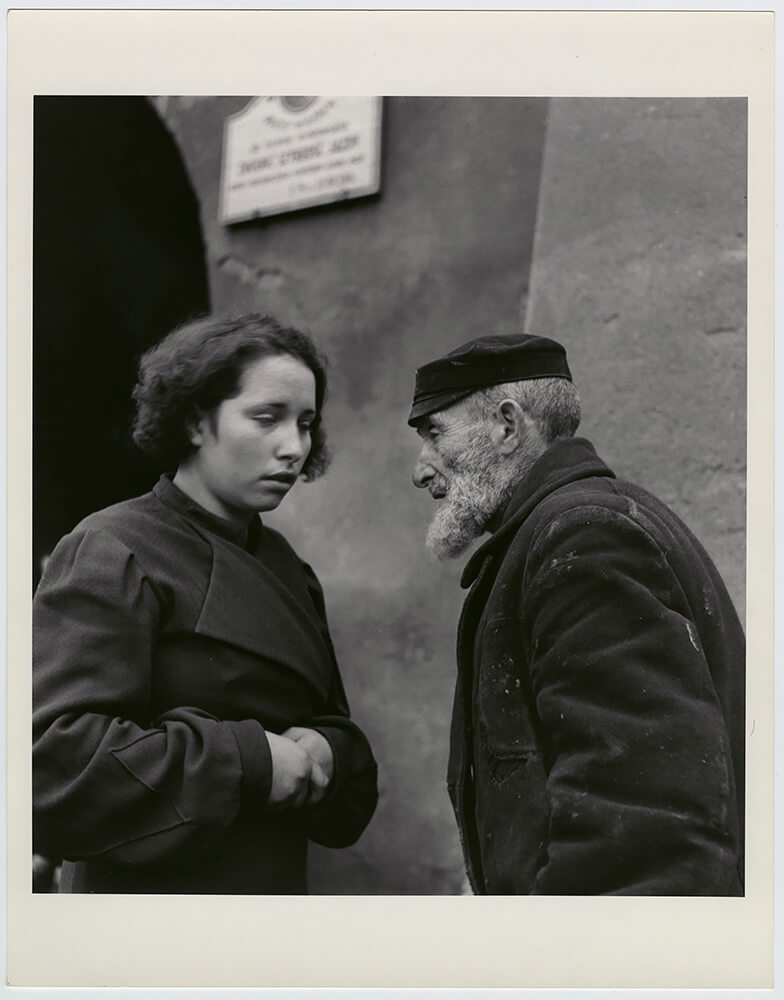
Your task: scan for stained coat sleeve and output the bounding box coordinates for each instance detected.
[33,529,273,866]
[298,565,378,848]
[521,505,740,895]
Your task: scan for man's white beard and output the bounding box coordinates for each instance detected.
[425,455,515,561]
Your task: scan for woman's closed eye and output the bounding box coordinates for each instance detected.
[252,412,278,426]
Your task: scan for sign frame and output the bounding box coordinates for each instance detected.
[219,96,383,224]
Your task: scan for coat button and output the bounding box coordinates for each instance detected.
[469,763,475,781]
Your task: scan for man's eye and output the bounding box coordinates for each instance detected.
[299,422,313,433]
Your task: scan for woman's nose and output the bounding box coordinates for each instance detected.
[277,423,306,461]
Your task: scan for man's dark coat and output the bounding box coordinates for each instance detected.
[449,437,745,895]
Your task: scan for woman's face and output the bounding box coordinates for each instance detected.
[183,353,317,521]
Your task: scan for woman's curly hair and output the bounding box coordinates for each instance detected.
[132,313,330,479]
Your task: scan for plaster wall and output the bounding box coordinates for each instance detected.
[153,96,549,893]
[152,95,746,894]
[525,98,747,620]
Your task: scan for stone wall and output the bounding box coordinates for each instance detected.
[525,98,746,619]
[152,95,746,893]
[153,96,549,893]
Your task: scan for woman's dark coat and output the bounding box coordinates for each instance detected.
[33,476,378,893]
[449,437,745,895]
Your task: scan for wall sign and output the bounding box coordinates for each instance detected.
[219,97,383,223]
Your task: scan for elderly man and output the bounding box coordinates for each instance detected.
[409,334,745,896]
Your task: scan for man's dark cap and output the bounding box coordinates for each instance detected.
[408,333,572,426]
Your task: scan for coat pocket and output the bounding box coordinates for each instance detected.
[477,616,539,761]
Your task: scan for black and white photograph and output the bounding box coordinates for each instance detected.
[6,8,775,992]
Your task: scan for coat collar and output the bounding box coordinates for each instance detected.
[460,437,615,588]
[153,475,262,550]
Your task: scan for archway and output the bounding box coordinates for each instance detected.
[33,96,210,587]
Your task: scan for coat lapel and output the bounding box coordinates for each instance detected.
[195,536,333,701]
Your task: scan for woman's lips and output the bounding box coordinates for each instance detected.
[263,472,297,486]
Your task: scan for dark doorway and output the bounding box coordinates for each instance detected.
[33,96,210,587]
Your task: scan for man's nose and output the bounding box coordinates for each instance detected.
[412,455,435,489]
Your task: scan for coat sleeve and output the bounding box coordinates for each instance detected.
[521,504,741,895]
[33,529,273,867]
[297,564,378,848]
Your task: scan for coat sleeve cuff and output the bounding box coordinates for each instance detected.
[227,720,273,809]
[310,724,351,795]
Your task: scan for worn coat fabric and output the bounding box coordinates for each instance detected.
[449,437,745,895]
[33,475,378,893]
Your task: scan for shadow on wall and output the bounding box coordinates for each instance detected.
[33,96,210,587]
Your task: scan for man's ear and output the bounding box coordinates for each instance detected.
[491,399,531,457]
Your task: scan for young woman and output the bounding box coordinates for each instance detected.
[33,314,378,893]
